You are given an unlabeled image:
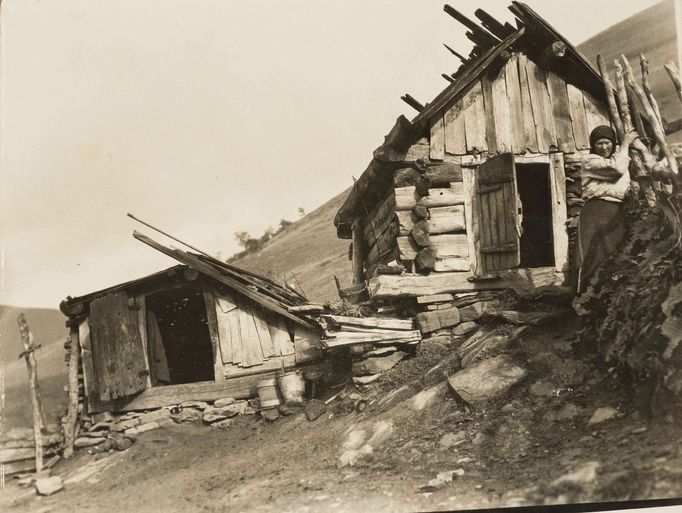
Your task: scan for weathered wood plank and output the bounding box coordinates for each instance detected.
[323,315,414,331]
[269,317,295,356]
[363,193,396,244]
[293,327,321,364]
[135,296,152,390]
[78,318,97,406]
[516,53,539,152]
[417,293,455,304]
[214,293,238,364]
[434,258,471,272]
[567,84,590,150]
[462,167,479,275]
[550,153,569,272]
[430,115,445,161]
[546,71,576,153]
[397,234,469,260]
[463,81,488,152]
[444,98,467,155]
[394,183,465,210]
[252,307,277,358]
[89,292,148,401]
[523,57,556,152]
[481,75,498,153]
[505,55,525,153]
[238,304,265,367]
[352,218,365,286]
[492,65,512,153]
[368,267,565,298]
[582,90,610,134]
[203,291,226,381]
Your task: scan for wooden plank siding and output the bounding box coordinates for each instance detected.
[434,52,603,157]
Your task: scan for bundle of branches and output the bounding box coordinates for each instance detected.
[574,55,682,417]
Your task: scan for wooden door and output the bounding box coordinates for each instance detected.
[89,292,149,401]
[475,153,520,273]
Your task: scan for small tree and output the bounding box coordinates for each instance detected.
[298,207,306,218]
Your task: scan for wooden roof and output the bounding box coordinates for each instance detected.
[333,2,608,237]
[61,233,317,330]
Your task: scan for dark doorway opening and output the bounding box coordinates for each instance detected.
[145,288,214,385]
[515,163,554,268]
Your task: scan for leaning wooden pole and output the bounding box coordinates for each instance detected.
[597,55,624,140]
[622,55,679,177]
[613,60,634,133]
[665,61,682,103]
[640,54,663,127]
[63,326,81,458]
[17,314,45,472]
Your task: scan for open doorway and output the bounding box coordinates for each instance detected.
[145,288,214,385]
[515,163,555,268]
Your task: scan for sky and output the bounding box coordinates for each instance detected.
[0,0,672,308]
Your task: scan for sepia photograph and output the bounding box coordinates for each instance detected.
[1,0,682,511]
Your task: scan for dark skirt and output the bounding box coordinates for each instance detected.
[575,198,626,293]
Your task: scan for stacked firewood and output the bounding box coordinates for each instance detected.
[319,314,421,384]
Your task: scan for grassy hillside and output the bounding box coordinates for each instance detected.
[231,187,353,304]
[578,0,680,128]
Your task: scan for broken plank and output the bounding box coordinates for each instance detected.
[505,54,525,153]
[214,293,236,364]
[481,75,498,153]
[491,62,512,153]
[204,291,226,381]
[252,307,277,358]
[523,57,556,152]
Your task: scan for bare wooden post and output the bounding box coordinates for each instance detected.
[665,61,682,103]
[63,326,81,458]
[597,55,624,140]
[17,314,45,472]
[352,218,365,285]
[640,54,663,127]
[613,60,634,133]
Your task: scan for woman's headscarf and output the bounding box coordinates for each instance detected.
[589,125,617,152]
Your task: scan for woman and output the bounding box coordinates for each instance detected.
[575,125,636,293]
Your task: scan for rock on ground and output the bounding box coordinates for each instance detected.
[305,400,327,421]
[447,354,527,404]
[588,407,618,426]
[35,476,63,496]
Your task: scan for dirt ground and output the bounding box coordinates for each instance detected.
[2,316,682,513]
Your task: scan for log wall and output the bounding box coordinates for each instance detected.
[428,53,610,159]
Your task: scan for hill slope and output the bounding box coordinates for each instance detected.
[230,187,353,303]
[578,0,680,127]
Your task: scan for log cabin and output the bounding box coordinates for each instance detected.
[60,233,325,414]
[334,2,616,300]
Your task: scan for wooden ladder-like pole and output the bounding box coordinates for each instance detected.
[17,314,46,472]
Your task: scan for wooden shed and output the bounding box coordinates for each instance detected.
[60,233,325,414]
[334,2,613,299]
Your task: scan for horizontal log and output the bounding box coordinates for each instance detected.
[368,268,565,299]
[321,331,421,348]
[397,234,469,260]
[395,182,465,210]
[397,206,466,235]
[417,293,455,304]
[323,315,414,331]
[433,257,471,272]
[393,162,463,187]
[373,139,430,164]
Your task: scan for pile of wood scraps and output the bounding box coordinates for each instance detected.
[1,429,61,477]
[319,315,421,384]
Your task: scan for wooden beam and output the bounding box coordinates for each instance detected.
[538,41,566,70]
[402,94,425,113]
[352,218,365,285]
[474,9,515,39]
[444,4,500,48]
[133,231,318,330]
[368,267,565,299]
[443,43,467,63]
